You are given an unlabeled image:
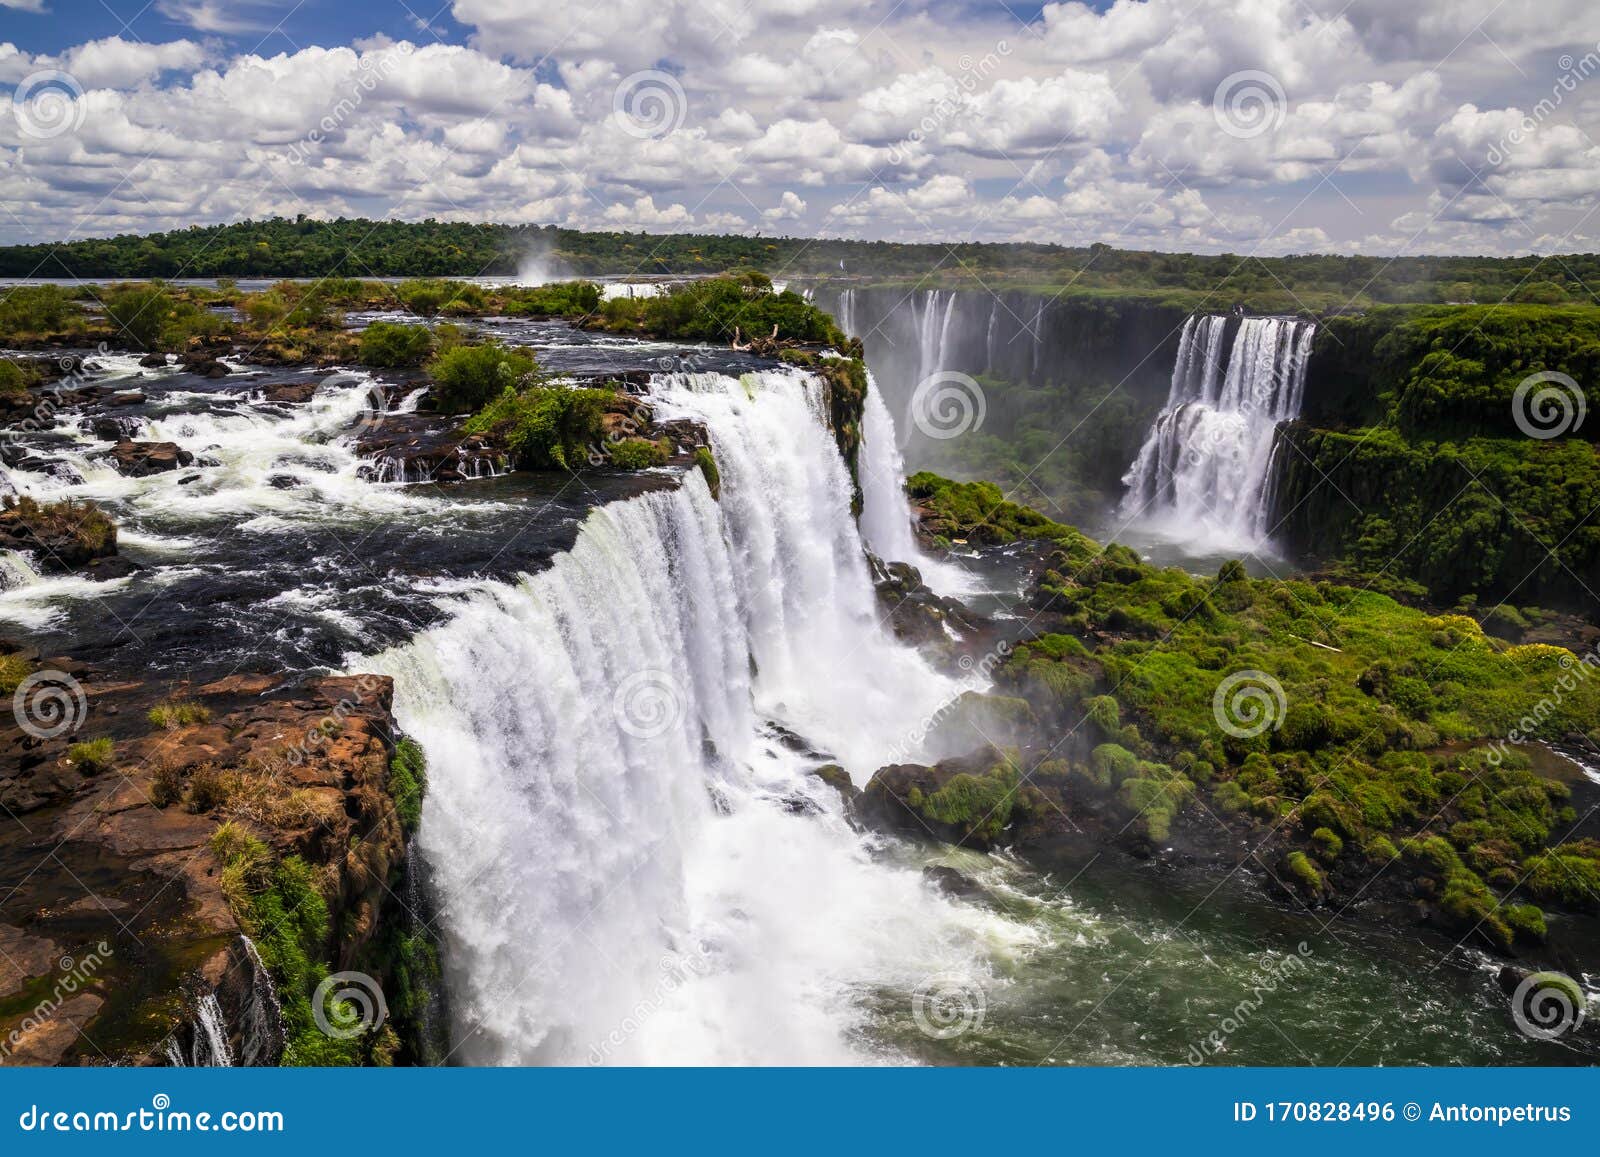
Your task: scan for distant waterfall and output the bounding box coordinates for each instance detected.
[914,292,957,385]
[1120,315,1315,552]
[373,367,1012,1065]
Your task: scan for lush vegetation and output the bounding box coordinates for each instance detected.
[210,824,369,1065]
[426,341,539,413]
[389,737,428,835]
[461,381,610,471]
[914,475,1600,949]
[7,217,1600,309]
[358,321,435,367]
[1272,303,1600,610]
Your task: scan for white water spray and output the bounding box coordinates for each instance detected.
[373,368,1025,1065]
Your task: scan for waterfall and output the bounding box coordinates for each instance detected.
[1119,315,1315,553]
[858,375,978,595]
[168,993,234,1066]
[371,367,1015,1065]
[235,935,284,1067]
[914,291,957,388]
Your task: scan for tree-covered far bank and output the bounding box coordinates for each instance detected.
[2,215,1598,310]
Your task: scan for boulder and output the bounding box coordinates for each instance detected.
[101,439,193,477]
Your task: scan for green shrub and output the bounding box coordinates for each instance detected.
[607,437,669,469]
[428,342,539,412]
[148,699,211,729]
[462,383,609,470]
[359,321,434,367]
[66,737,115,773]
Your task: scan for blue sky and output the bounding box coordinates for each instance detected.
[1,0,1596,253]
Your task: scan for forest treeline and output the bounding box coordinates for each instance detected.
[2,216,1596,308]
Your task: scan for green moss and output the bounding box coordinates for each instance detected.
[1503,903,1547,942]
[692,447,721,499]
[1284,851,1324,896]
[1310,827,1343,863]
[389,738,427,835]
[915,761,1025,844]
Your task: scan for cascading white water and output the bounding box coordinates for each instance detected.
[1119,315,1315,553]
[372,367,1027,1065]
[913,292,957,388]
[858,376,978,596]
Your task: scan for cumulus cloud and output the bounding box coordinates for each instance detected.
[0,0,1595,254]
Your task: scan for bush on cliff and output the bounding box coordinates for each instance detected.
[462,382,609,470]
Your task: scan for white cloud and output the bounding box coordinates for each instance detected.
[1,1,1597,254]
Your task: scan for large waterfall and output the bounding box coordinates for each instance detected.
[372,368,1019,1065]
[1119,315,1315,553]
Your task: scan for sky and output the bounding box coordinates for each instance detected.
[0,0,1597,255]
